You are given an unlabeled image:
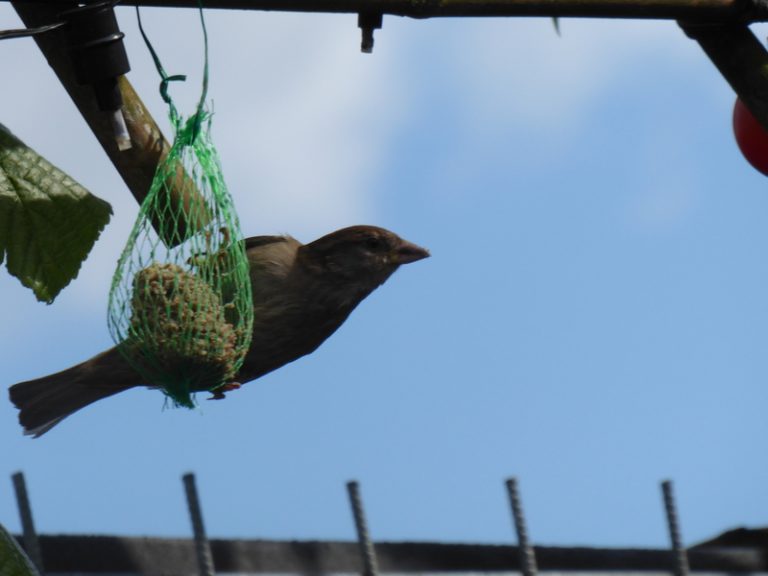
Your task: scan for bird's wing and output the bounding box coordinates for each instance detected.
[244,235,292,251]
[244,234,302,304]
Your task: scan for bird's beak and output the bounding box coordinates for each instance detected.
[393,240,430,264]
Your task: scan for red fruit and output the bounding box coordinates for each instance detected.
[733,98,768,176]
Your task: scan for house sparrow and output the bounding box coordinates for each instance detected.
[9,225,429,437]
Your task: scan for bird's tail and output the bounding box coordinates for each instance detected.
[9,348,139,437]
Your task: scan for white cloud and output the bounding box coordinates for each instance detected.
[0,6,407,324]
[0,6,724,328]
[630,171,696,229]
[119,9,409,240]
[394,17,706,139]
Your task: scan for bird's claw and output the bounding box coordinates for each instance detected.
[207,382,241,400]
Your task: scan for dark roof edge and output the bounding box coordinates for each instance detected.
[14,535,768,575]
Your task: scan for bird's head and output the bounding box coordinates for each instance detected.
[298,225,429,298]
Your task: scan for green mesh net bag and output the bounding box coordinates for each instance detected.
[107,8,253,408]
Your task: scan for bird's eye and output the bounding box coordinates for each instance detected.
[365,236,384,251]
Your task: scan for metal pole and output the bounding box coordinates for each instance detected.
[346,480,379,576]
[11,0,768,149]
[183,473,216,576]
[11,471,44,574]
[679,23,768,134]
[661,479,690,576]
[1,0,756,22]
[505,477,538,576]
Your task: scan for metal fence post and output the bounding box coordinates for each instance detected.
[183,472,216,576]
[661,479,690,576]
[505,477,538,576]
[347,480,379,576]
[11,471,44,574]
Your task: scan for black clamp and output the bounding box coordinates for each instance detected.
[61,1,132,150]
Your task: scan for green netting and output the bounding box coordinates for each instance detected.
[107,6,253,408]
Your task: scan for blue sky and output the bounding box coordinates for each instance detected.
[1,5,767,549]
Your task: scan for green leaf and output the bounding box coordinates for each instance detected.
[0,124,112,303]
[0,523,40,576]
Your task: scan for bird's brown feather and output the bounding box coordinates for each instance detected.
[8,226,428,436]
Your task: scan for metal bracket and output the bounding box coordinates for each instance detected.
[358,12,382,53]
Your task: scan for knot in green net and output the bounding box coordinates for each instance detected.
[107,7,253,408]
